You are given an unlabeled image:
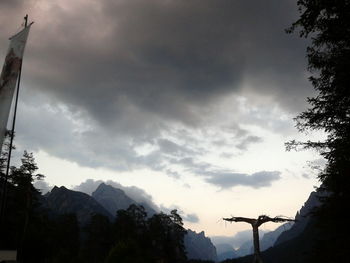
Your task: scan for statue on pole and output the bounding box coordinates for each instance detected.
[223,215,295,263]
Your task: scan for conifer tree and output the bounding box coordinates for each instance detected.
[287,1,350,261]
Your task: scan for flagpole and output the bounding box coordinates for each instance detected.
[0,15,28,224]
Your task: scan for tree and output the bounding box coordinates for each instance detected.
[0,150,52,262]
[108,204,153,263]
[169,210,187,262]
[108,205,187,263]
[80,214,113,263]
[114,204,148,242]
[0,131,15,222]
[51,213,80,263]
[287,1,350,261]
[148,210,187,263]
[9,151,45,260]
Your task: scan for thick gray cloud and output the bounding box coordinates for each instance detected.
[158,138,197,156]
[1,0,311,131]
[169,156,281,189]
[0,0,308,186]
[205,171,281,189]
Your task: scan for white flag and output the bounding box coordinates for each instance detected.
[0,25,31,153]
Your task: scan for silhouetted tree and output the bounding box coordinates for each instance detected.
[114,204,148,242]
[148,209,187,263]
[107,204,153,263]
[107,205,187,263]
[287,1,350,262]
[3,151,45,261]
[0,131,15,224]
[51,213,80,263]
[80,214,113,263]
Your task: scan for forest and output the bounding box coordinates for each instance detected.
[0,151,214,263]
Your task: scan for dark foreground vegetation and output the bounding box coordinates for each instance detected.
[284,0,350,262]
[0,151,214,263]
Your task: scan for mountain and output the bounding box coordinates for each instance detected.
[211,229,269,260]
[259,222,293,251]
[184,230,217,262]
[92,183,136,215]
[44,184,218,262]
[216,243,238,261]
[234,229,269,257]
[92,183,157,216]
[211,230,252,250]
[235,239,253,258]
[223,218,319,263]
[274,191,321,246]
[45,186,113,225]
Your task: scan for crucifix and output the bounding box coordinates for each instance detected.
[223,215,295,263]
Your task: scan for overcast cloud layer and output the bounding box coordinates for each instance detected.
[0,0,312,189]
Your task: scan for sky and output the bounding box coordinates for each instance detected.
[0,0,323,237]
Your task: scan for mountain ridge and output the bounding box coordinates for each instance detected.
[92,182,157,217]
[45,186,113,225]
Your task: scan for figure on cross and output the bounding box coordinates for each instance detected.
[223,215,295,263]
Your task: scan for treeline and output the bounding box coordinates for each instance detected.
[0,151,212,263]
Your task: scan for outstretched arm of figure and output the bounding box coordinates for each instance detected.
[256,215,295,226]
[223,216,256,225]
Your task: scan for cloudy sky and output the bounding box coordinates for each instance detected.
[0,0,323,236]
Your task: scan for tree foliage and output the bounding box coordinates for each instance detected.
[0,151,194,262]
[287,0,350,261]
[107,205,187,263]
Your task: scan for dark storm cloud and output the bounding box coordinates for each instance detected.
[1,0,310,131]
[0,0,310,180]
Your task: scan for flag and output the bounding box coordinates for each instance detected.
[0,24,31,153]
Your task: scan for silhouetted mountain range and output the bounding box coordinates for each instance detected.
[259,222,293,251]
[185,229,217,262]
[43,183,217,262]
[45,186,113,225]
[92,182,157,217]
[43,184,322,263]
[215,243,238,261]
[274,191,320,246]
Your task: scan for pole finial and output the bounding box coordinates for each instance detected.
[24,14,28,27]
